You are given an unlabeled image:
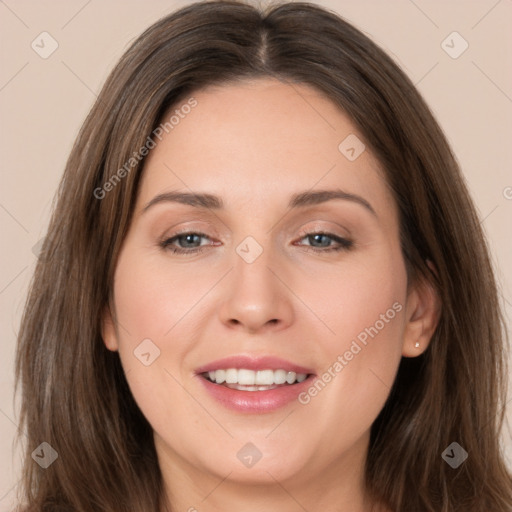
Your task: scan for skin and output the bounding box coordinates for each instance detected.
[102,78,440,512]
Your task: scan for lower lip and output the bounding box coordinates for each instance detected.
[197,375,315,413]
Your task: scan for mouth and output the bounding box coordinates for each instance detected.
[195,356,316,413]
[201,368,310,391]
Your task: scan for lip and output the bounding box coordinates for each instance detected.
[195,355,316,413]
[195,355,315,375]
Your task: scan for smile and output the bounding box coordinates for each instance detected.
[195,356,316,413]
[202,368,309,391]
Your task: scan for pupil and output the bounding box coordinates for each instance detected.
[311,234,329,247]
[182,234,199,247]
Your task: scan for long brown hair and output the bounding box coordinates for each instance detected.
[15,1,512,510]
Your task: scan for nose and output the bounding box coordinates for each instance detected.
[217,242,295,334]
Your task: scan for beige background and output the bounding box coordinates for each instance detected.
[1,0,511,507]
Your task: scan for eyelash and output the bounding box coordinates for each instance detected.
[159,230,353,255]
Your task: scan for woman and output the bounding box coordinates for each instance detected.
[15,1,512,510]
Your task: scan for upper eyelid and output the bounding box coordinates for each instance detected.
[162,219,351,236]
[143,198,375,241]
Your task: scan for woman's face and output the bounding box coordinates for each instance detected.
[103,78,430,490]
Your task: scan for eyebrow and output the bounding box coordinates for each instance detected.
[142,188,377,216]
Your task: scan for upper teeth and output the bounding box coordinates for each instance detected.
[206,369,308,386]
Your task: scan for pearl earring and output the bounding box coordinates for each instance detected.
[414,342,420,348]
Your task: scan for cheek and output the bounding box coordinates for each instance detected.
[112,248,211,344]
[298,245,406,351]
[328,251,406,380]
[109,250,192,392]
[109,251,208,445]
[331,266,405,358]
[295,251,406,442]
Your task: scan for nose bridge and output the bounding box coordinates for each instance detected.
[234,236,275,295]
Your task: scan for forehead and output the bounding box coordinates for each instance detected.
[137,78,395,220]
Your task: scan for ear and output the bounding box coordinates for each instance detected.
[101,304,119,352]
[402,264,441,357]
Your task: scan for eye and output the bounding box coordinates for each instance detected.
[295,231,353,253]
[159,230,353,255]
[160,231,214,254]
